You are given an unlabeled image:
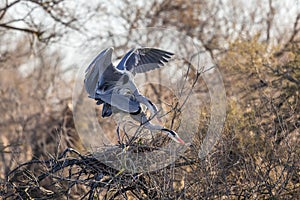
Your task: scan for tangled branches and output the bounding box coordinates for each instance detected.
[3,147,195,199]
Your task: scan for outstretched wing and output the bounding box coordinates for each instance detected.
[116,48,174,75]
[84,47,113,97]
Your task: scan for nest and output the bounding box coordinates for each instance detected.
[3,145,193,199]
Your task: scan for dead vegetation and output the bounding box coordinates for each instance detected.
[1,0,299,199]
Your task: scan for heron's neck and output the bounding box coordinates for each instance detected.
[143,122,163,131]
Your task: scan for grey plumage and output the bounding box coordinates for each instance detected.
[84,47,185,144]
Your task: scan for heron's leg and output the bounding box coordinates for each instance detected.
[122,123,131,143]
[117,126,127,149]
[117,126,122,145]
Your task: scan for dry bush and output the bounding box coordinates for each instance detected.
[1,0,300,199]
[3,38,298,199]
[216,37,300,198]
[0,33,80,187]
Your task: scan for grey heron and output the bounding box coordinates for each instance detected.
[84,47,185,144]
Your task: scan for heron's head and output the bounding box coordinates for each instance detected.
[161,128,185,144]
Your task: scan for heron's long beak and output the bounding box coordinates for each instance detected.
[175,136,185,144]
[162,128,185,144]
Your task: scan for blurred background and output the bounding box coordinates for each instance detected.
[0,0,299,199]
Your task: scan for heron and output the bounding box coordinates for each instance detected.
[84,47,185,144]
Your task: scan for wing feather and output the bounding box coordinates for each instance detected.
[84,48,113,97]
[116,47,174,75]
